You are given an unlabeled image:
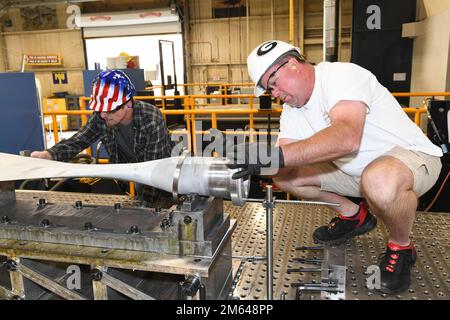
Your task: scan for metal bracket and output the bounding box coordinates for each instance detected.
[178,274,206,300]
[172,149,190,201]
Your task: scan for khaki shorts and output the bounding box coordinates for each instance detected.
[316,146,442,197]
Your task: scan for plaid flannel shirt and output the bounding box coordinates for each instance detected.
[48,100,173,163]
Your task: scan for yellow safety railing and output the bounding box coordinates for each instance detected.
[146,82,256,104]
[47,91,450,155]
[42,91,449,199]
[392,92,450,97]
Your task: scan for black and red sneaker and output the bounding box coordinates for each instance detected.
[378,241,417,294]
[313,201,377,245]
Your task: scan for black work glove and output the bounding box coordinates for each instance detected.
[227,142,285,180]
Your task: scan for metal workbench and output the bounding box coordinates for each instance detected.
[6,190,450,300]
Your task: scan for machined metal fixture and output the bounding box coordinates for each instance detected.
[0,182,235,300]
[172,152,250,206]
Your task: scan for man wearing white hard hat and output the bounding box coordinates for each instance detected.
[31,69,173,204]
[228,40,443,294]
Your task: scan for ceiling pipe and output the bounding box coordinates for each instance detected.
[298,0,304,52]
[323,0,339,62]
[289,0,294,45]
[270,0,273,38]
[246,0,249,56]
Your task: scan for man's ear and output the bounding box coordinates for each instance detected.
[127,99,134,108]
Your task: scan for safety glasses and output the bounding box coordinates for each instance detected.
[265,60,289,95]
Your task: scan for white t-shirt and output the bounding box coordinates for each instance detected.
[278,62,443,177]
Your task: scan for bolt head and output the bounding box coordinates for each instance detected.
[184,216,192,225]
[6,260,17,271]
[91,268,103,281]
[130,225,139,234]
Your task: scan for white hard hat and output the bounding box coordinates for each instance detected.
[247,40,302,96]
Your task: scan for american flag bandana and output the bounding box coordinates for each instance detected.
[88,69,136,112]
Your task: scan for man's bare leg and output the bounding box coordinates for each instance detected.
[361,156,416,246]
[361,155,418,294]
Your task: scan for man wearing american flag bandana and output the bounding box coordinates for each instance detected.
[31,69,174,205]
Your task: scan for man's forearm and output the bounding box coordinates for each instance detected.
[282,123,360,167]
[48,117,102,161]
[48,139,89,161]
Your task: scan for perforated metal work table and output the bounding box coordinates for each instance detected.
[226,202,449,300]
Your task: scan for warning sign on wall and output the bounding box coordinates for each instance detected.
[25,54,61,66]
